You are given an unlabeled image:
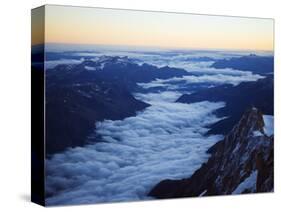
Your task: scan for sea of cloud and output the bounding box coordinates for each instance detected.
[44,49,256,70]
[138,72,264,90]
[45,91,225,205]
[44,48,266,88]
[45,47,267,205]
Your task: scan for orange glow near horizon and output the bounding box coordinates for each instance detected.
[33,5,274,51]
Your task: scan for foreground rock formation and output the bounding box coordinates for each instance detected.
[149,107,273,198]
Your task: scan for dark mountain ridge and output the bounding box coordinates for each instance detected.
[176,76,273,135]
[46,80,149,155]
[47,56,191,90]
[211,54,274,75]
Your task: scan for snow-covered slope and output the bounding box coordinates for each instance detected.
[263,115,274,136]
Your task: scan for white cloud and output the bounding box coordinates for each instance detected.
[45,49,269,81]
[138,73,264,89]
[133,91,182,104]
[45,59,84,69]
[46,97,225,205]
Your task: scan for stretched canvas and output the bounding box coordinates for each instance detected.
[31,5,274,206]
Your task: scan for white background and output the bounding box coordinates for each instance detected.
[0,0,280,211]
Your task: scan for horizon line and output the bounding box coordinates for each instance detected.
[32,42,274,53]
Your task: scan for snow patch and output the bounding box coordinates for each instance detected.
[253,131,263,137]
[199,190,207,197]
[84,65,97,71]
[263,115,274,136]
[232,171,258,194]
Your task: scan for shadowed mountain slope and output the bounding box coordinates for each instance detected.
[149,108,273,198]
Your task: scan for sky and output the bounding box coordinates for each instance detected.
[32,5,274,51]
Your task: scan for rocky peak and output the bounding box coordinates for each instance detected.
[228,107,265,140]
[213,107,266,162]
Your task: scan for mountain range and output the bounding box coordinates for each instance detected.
[45,56,190,154]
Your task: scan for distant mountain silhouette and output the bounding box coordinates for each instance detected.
[47,56,190,90]
[211,54,273,75]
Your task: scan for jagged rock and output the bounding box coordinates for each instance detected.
[149,108,273,198]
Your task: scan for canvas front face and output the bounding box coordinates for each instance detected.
[31,5,274,206]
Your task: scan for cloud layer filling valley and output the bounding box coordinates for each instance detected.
[44,49,266,205]
[46,92,225,205]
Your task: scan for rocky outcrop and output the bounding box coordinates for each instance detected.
[149,108,273,198]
